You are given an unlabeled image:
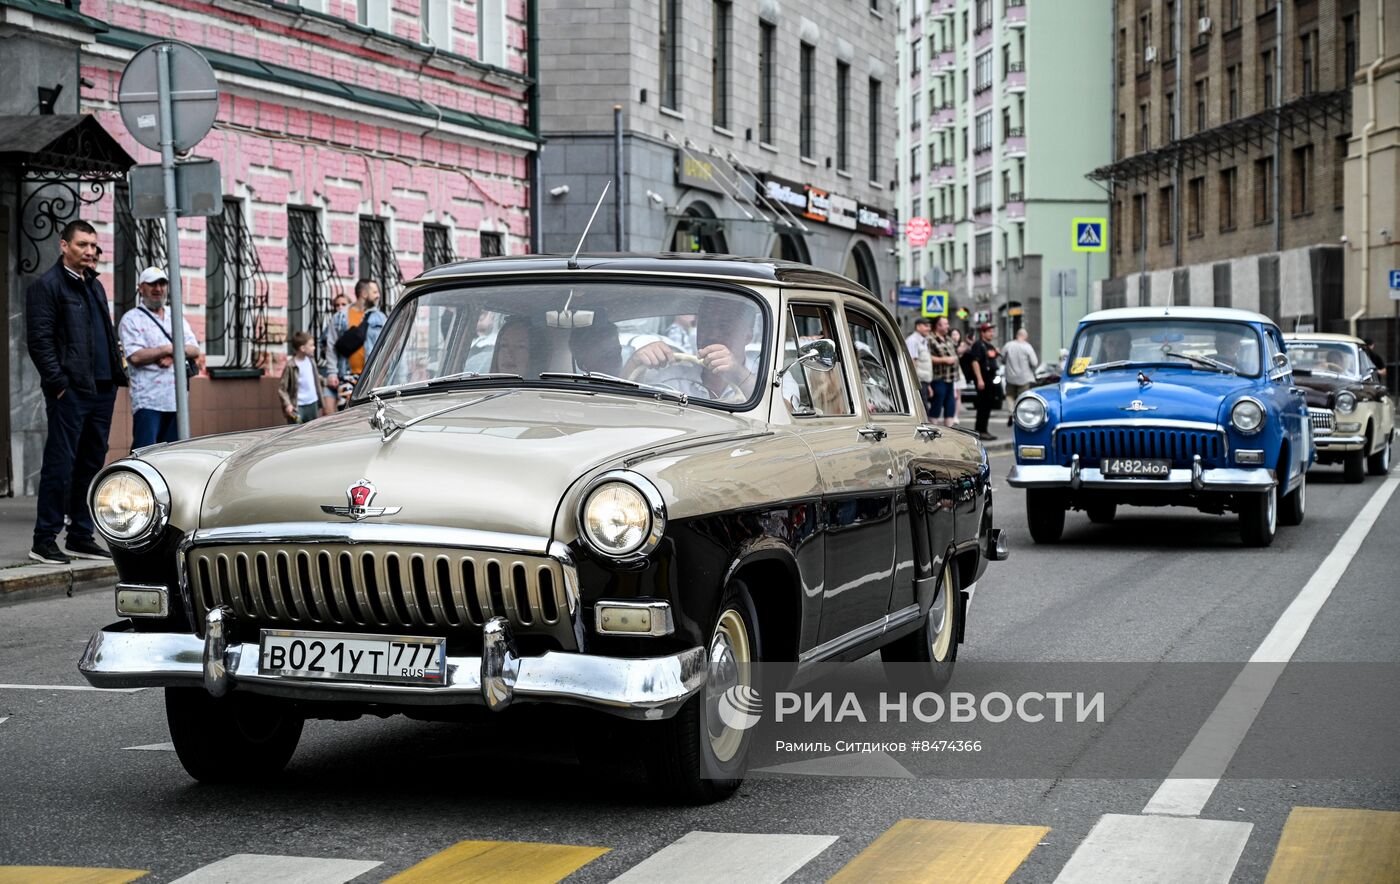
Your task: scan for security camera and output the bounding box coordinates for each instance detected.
[646,190,666,205]
[549,184,570,197]
[1382,228,1392,242]
[1339,234,1349,244]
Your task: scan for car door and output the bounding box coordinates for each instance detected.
[777,297,898,649]
[1265,326,1309,482]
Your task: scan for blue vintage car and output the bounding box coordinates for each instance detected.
[1007,307,1311,547]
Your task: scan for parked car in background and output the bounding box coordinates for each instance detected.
[78,255,1006,804]
[1284,332,1395,481]
[1008,307,1312,547]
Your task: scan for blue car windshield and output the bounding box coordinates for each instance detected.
[1068,320,1262,377]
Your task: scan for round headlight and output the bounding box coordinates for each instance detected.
[1231,398,1265,434]
[1335,391,1356,414]
[580,476,665,559]
[93,470,157,542]
[1014,395,1047,431]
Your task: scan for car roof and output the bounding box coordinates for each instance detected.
[411,252,881,305]
[1079,306,1276,326]
[1283,332,1363,344]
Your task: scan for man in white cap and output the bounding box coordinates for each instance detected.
[117,267,203,449]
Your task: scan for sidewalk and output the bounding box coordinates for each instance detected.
[0,496,117,602]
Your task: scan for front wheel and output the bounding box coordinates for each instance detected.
[644,580,760,804]
[1278,475,1306,527]
[1343,445,1366,483]
[1026,489,1066,543]
[1367,433,1392,476]
[165,687,304,784]
[1239,485,1278,547]
[880,556,960,693]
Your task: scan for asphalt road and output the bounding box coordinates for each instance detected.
[2,452,1397,883]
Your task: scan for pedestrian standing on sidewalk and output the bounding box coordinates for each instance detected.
[928,317,960,427]
[967,322,1001,441]
[1001,328,1038,426]
[319,293,348,415]
[25,219,126,564]
[905,317,935,415]
[950,328,967,425]
[329,279,386,408]
[279,331,324,424]
[118,267,203,449]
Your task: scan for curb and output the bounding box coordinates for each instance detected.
[0,560,117,603]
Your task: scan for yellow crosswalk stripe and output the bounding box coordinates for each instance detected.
[829,818,1049,884]
[1264,807,1400,883]
[0,869,147,884]
[385,839,609,884]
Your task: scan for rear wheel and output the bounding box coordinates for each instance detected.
[881,556,960,693]
[644,580,760,804]
[1239,485,1278,547]
[1343,444,1366,483]
[165,687,303,784]
[1086,502,1117,524]
[1026,490,1065,543]
[1278,474,1306,527]
[1367,432,1392,476]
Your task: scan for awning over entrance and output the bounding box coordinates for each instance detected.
[0,114,135,180]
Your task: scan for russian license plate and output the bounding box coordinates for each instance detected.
[259,629,447,686]
[1101,457,1172,478]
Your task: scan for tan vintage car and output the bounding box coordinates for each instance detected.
[78,254,1005,802]
[1284,332,1396,481]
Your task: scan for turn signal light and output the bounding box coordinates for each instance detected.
[1019,445,1046,460]
[115,584,168,618]
[595,600,674,636]
[1235,450,1264,465]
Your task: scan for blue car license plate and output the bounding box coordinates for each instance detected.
[1102,457,1171,478]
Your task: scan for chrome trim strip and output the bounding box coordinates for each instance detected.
[798,603,923,667]
[114,583,169,619]
[79,624,708,720]
[1008,463,1275,491]
[594,599,676,637]
[1054,419,1225,432]
[88,459,171,550]
[187,523,552,556]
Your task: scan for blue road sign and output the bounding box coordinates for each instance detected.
[1072,217,1107,253]
[1389,269,1400,290]
[897,286,923,308]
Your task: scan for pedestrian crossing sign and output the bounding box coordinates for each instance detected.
[1073,218,1107,253]
[922,290,948,318]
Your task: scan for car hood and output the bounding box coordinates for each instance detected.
[1058,371,1257,424]
[198,388,760,537]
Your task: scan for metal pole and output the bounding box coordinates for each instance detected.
[1085,250,1091,330]
[613,104,624,251]
[1058,270,1065,353]
[157,45,191,440]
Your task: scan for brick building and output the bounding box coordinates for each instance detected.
[1,0,535,495]
[1092,0,1356,329]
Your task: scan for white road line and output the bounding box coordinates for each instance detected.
[0,684,144,692]
[1143,475,1400,818]
[1053,814,1252,884]
[610,832,837,884]
[752,750,915,779]
[0,717,8,726]
[123,742,175,751]
[170,854,381,884]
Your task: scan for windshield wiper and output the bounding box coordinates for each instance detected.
[538,371,689,404]
[370,370,523,398]
[1162,352,1238,374]
[1084,359,1135,373]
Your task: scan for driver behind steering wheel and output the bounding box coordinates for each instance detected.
[624,302,758,400]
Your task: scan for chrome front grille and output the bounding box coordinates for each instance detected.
[187,544,575,648]
[1308,408,1335,435]
[1054,425,1226,467]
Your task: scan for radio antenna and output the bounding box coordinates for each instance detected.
[569,179,611,269]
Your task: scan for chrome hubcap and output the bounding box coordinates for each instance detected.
[1267,486,1277,534]
[929,561,955,662]
[706,609,751,763]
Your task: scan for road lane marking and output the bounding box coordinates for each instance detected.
[0,685,144,693]
[1143,475,1400,817]
[170,855,380,883]
[385,840,607,883]
[829,818,1049,884]
[122,743,175,751]
[611,832,836,884]
[1263,807,1400,883]
[752,750,915,778]
[1053,814,1251,884]
[0,869,147,883]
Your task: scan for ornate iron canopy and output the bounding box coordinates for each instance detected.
[0,114,135,182]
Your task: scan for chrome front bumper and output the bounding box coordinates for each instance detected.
[1008,455,1275,493]
[78,611,707,721]
[1313,434,1365,451]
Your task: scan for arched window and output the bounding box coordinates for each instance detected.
[671,202,728,254]
[844,240,879,293]
[770,232,811,263]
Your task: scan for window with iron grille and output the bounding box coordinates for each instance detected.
[713,1,731,128]
[113,181,167,326]
[800,42,816,158]
[358,216,402,309]
[206,198,270,367]
[424,223,454,270]
[288,207,340,349]
[480,231,504,258]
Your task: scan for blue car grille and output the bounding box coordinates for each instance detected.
[1053,426,1226,467]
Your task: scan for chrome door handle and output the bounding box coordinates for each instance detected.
[916,423,943,439]
[1289,387,1305,396]
[858,424,888,441]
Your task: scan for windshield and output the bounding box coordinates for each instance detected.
[357,281,768,407]
[1067,319,1263,377]
[1285,340,1362,378]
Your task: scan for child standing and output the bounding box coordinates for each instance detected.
[278,331,322,424]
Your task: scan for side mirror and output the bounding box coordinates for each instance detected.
[1273,352,1289,369]
[779,338,839,381]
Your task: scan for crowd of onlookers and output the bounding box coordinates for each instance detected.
[904,316,1046,441]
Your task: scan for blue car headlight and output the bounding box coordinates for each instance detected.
[1230,397,1265,435]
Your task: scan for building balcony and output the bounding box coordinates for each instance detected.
[975,25,993,51]
[933,162,957,184]
[1004,130,1026,155]
[1005,64,1027,93]
[974,88,993,111]
[1004,200,1026,220]
[930,0,955,15]
[935,50,957,72]
[974,150,993,171]
[932,103,957,126]
[1006,0,1027,28]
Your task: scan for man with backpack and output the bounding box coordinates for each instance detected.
[327,279,386,407]
[118,267,203,450]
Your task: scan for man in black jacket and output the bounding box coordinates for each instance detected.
[968,322,1001,441]
[26,220,127,564]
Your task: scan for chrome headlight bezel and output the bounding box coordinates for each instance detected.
[1230,397,1266,435]
[576,470,666,562]
[1335,390,1357,414]
[88,460,170,549]
[1013,393,1048,432]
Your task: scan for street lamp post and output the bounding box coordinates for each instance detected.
[954,216,1013,343]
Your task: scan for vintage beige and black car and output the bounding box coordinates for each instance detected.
[79,255,1006,802]
[1284,332,1395,482]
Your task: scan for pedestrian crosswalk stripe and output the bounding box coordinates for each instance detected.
[121,742,174,751]
[1053,814,1251,884]
[1263,807,1400,883]
[0,869,147,883]
[610,832,837,883]
[828,818,1049,884]
[169,855,380,883]
[384,840,608,883]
